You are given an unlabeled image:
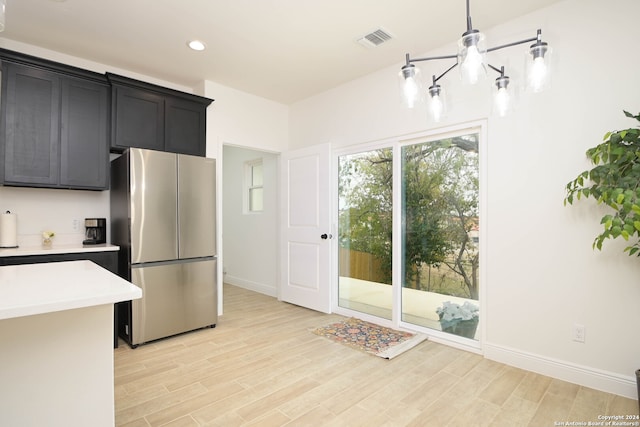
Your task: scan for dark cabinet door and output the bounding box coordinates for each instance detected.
[1,57,110,190]
[2,63,60,186]
[165,96,207,156]
[112,85,164,152]
[60,76,109,189]
[107,73,212,157]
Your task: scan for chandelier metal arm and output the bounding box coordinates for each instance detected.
[405,29,544,68]
[486,29,542,53]
[434,62,459,83]
[404,52,458,67]
[487,64,503,75]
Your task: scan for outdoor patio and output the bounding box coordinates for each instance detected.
[338,276,479,339]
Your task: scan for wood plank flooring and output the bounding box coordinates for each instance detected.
[114,284,639,426]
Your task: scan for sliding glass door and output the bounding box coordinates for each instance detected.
[338,148,393,319]
[336,127,481,341]
[401,134,479,339]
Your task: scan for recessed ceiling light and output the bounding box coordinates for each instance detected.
[188,40,206,51]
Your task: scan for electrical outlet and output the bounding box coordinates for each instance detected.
[573,323,585,343]
[72,218,80,232]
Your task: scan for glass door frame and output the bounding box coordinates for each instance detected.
[331,120,487,354]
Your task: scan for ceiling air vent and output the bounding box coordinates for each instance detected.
[357,28,393,48]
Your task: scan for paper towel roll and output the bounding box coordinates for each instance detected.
[0,211,18,248]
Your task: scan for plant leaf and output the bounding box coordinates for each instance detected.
[565,110,640,257]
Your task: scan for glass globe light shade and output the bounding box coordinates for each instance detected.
[398,64,423,108]
[527,42,551,92]
[457,31,487,85]
[493,75,513,117]
[427,84,446,122]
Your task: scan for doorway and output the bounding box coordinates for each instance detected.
[222,145,279,296]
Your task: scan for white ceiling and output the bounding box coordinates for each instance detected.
[4,0,562,104]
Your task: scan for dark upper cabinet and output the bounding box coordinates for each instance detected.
[165,96,207,156]
[112,84,164,152]
[60,76,109,189]
[0,49,213,191]
[2,64,60,186]
[0,50,110,190]
[107,73,213,156]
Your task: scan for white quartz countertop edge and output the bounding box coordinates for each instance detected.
[0,243,119,257]
[0,260,141,321]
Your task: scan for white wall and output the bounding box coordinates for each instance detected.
[290,0,640,398]
[0,39,195,92]
[0,186,109,246]
[199,80,289,157]
[198,76,288,303]
[222,146,279,296]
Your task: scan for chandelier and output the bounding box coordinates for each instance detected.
[399,0,552,120]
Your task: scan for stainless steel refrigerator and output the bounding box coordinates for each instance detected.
[110,148,216,347]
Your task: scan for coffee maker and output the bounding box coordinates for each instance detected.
[83,218,106,245]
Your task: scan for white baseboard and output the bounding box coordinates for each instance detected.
[484,342,637,399]
[224,275,277,297]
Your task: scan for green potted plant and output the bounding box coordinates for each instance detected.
[436,301,479,339]
[565,111,640,255]
[564,110,640,409]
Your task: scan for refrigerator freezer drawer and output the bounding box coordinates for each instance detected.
[130,259,217,345]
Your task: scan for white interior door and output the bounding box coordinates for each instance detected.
[280,143,332,313]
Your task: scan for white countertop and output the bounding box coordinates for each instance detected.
[0,243,119,257]
[0,260,141,320]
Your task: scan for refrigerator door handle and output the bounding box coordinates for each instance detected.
[132,256,216,269]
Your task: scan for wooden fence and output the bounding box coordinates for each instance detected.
[339,247,386,283]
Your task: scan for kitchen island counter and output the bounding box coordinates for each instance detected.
[0,259,140,320]
[0,260,141,427]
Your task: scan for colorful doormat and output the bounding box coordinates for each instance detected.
[312,317,427,359]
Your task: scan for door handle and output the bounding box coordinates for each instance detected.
[320,233,333,240]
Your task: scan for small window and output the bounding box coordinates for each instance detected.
[245,159,263,213]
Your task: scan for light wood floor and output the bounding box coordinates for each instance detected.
[114,284,639,426]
